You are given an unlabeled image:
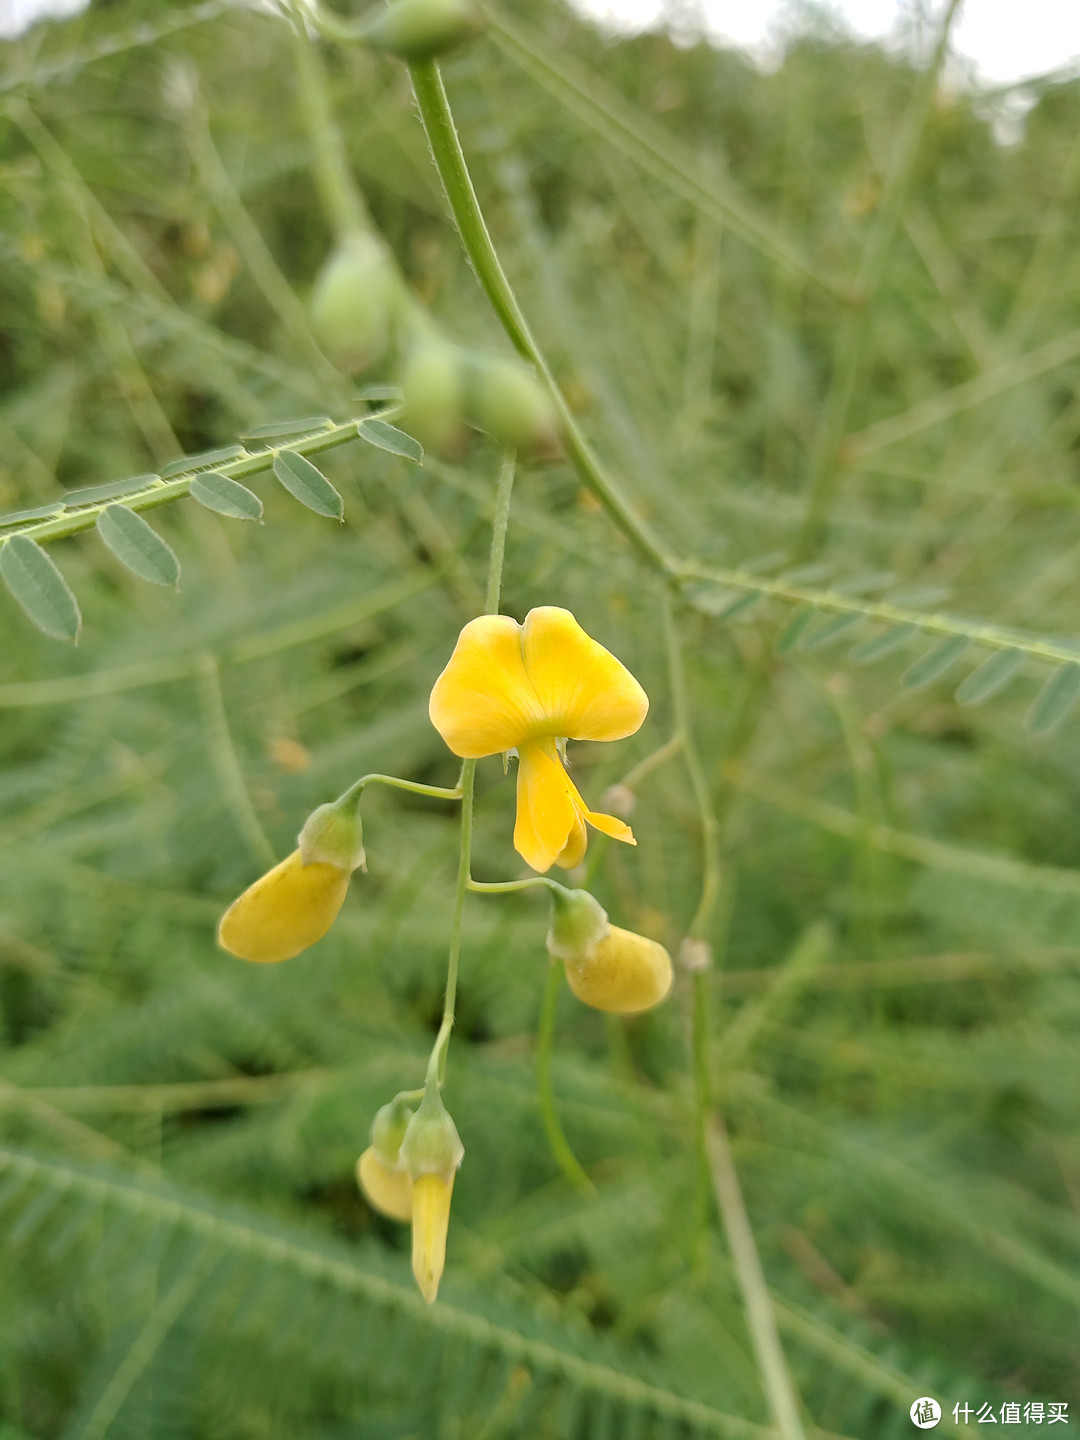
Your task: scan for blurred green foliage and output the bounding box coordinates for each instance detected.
[0,1,1079,1437]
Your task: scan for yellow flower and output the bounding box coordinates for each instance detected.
[411,1172,455,1305]
[217,850,350,964]
[563,925,673,1014]
[217,792,365,963]
[429,606,648,872]
[356,1146,414,1222]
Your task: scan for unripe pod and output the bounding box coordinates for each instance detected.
[310,232,401,374]
[358,0,479,62]
[468,353,559,454]
[399,334,467,456]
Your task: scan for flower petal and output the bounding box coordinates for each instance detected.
[514,738,577,872]
[356,1147,413,1222]
[428,614,542,757]
[583,808,636,846]
[217,850,349,963]
[412,1172,454,1305]
[520,607,648,741]
[556,811,588,869]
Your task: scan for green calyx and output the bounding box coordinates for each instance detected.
[358,0,479,62]
[546,887,609,963]
[398,1086,464,1181]
[370,1097,415,1167]
[298,792,366,872]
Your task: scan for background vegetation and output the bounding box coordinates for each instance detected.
[0,0,1078,1436]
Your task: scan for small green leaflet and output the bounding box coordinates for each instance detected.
[358,384,404,403]
[190,473,263,521]
[901,635,971,690]
[775,607,815,654]
[1026,663,1080,735]
[357,418,423,463]
[63,474,159,508]
[0,503,65,529]
[239,417,332,443]
[0,534,81,640]
[955,648,1022,707]
[849,623,917,665]
[160,446,247,479]
[799,612,863,652]
[97,505,181,587]
[272,452,343,519]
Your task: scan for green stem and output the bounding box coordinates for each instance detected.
[341,773,463,805]
[407,59,678,577]
[426,450,516,1088]
[286,1,376,237]
[485,451,515,615]
[467,876,565,897]
[707,1116,807,1440]
[662,590,721,943]
[428,757,475,1089]
[536,958,595,1195]
[661,588,722,1266]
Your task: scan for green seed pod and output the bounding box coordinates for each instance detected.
[358,0,479,62]
[399,334,467,456]
[309,232,401,374]
[468,353,559,453]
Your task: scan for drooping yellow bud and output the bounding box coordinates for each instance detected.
[411,1172,454,1304]
[563,925,673,1015]
[356,1146,413,1222]
[217,850,350,964]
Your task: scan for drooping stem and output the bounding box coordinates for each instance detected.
[407,58,678,577]
[340,773,462,806]
[536,958,595,1195]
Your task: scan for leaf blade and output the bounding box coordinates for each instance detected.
[0,534,81,641]
[901,634,971,690]
[272,453,344,519]
[357,418,423,463]
[96,505,181,587]
[190,473,263,521]
[1026,663,1080,735]
[955,648,1022,707]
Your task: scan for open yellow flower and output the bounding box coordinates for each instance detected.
[429,607,648,872]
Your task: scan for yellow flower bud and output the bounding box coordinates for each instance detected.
[217,850,350,964]
[356,1146,413,1222]
[563,925,673,1015]
[411,1171,454,1304]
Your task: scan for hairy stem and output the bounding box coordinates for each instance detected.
[407,59,678,576]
